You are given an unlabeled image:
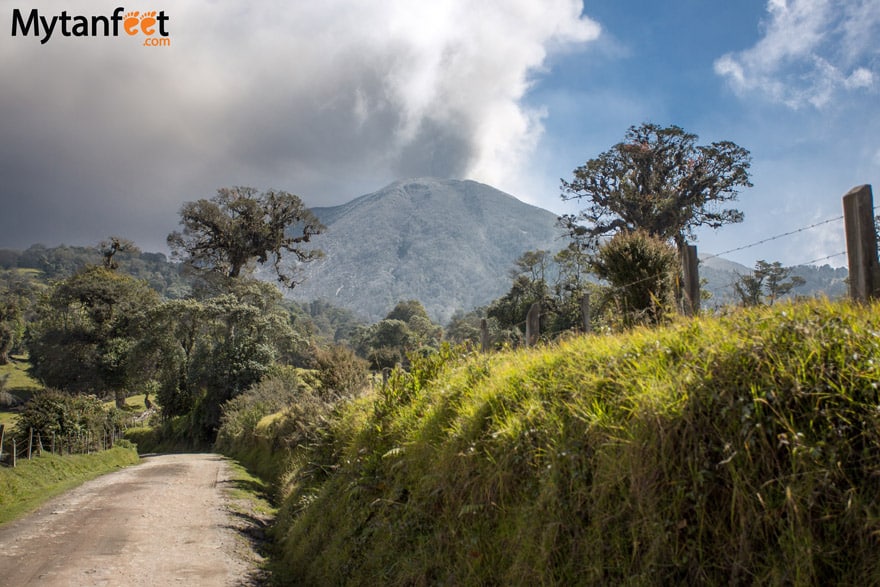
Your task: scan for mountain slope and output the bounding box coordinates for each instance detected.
[290,178,567,322]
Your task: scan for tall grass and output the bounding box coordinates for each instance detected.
[234,299,880,585]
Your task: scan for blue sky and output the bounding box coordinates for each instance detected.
[531,0,879,268]
[0,0,877,270]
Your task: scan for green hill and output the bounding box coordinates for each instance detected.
[222,299,880,585]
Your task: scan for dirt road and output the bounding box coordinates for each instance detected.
[0,453,266,586]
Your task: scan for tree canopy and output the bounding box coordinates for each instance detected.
[167,187,324,287]
[26,266,160,406]
[560,123,752,248]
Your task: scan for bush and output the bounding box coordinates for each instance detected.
[591,230,679,328]
[215,368,341,492]
[216,369,306,445]
[310,344,370,399]
[14,389,112,441]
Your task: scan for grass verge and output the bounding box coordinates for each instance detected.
[270,299,880,585]
[0,446,139,525]
[221,460,278,584]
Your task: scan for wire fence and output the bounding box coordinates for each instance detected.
[496,184,878,343]
[0,424,126,468]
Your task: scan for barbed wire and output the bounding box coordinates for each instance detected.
[700,214,845,264]
[497,203,879,335]
[517,213,861,315]
[795,251,847,267]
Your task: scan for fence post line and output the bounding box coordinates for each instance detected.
[843,184,880,301]
[12,438,17,467]
[480,318,489,353]
[27,428,33,460]
[581,293,592,333]
[680,243,700,316]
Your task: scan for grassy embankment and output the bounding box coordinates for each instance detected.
[0,362,144,526]
[0,447,139,524]
[220,298,880,586]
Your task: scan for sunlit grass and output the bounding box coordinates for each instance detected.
[0,356,40,430]
[0,356,40,393]
[223,299,880,585]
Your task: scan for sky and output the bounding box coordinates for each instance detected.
[1,0,878,269]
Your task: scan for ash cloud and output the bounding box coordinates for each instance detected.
[0,1,598,252]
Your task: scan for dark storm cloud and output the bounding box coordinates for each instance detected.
[0,0,598,252]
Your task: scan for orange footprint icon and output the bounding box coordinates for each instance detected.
[123,11,140,35]
[139,11,158,35]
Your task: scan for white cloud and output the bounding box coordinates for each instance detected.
[844,67,874,90]
[714,0,879,108]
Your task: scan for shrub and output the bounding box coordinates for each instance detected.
[14,389,111,441]
[216,369,306,444]
[310,344,370,399]
[591,230,678,327]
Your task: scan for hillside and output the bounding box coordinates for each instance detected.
[289,178,567,323]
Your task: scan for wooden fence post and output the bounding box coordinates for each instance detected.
[27,428,33,460]
[680,243,700,316]
[525,302,541,347]
[843,184,880,301]
[581,293,591,333]
[12,438,17,467]
[480,318,489,353]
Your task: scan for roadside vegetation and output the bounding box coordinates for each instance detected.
[0,446,139,524]
[217,299,880,585]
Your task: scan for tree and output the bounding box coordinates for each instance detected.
[26,266,160,407]
[0,271,42,365]
[487,251,551,336]
[99,236,140,270]
[734,260,806,307]
[353,301,442,370]
[14,390,110,444]
[560,123,752,249]
[487,248,598,341]
[142,279,297,437]
[167,187,324,287]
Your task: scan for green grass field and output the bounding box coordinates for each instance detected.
[0,356,40,430]
[0,356,40,393]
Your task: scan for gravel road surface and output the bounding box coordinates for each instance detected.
[0,453,265,586]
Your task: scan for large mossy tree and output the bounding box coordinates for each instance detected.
[559,123,752,325]
[560,122,752,249]
[167,186,324,287]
